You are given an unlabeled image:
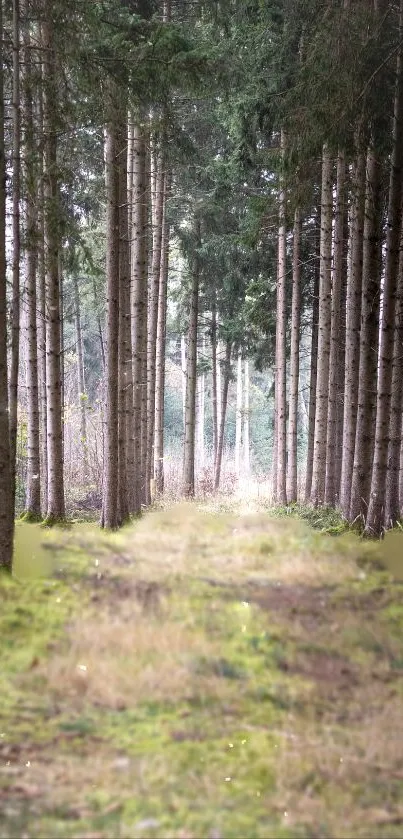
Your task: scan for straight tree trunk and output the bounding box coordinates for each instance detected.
[384,226,403,526]
[244,359,251,475]
[196,335,206,471]
[235,351,243,478]
[305,224,320,501]
[102,81,120,529]
[325,152,346,505]
[0,0,13,569]
[214,339,232,491]
[350,147,382,523]
[211,294,218,465]
[23,18,41,519]
[183,222,199,498]
[311,146,333,505]
[73,276,89,482]
[287,206,301,503]
[43,6,64,522]
[130,118,148,515]
[366,1,403,534]
[37,54,47,514]
[9,0,21,516]
[181,334,187,427]
[339,151,366,517]
[334,206,349,500]
[117,114,131,523]
[275,129,287,504]
[146,150,164,504]
[154,173,170,495]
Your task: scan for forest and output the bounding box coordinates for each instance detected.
[1,1,403,837]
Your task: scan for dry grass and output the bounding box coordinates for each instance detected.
[44,599,228,710]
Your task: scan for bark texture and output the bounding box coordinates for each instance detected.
[311,146,333,505]
[287,206,301,502]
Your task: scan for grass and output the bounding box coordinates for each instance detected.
[1,503,403,838]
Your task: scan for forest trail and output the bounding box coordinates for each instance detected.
[1,505,403,839]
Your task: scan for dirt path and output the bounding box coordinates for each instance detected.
[1,504,403,838]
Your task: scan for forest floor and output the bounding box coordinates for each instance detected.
[1,502,403,839]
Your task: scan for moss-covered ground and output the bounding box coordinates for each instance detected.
[1,503,403,838]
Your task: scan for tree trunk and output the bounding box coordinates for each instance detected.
[211,294,218,465]
[181,334,187,428]
[102,81,120,529]
[305,223,320,501]
[196,335,206,472]
[154,172,170,495]
[183,221,199,498]
[43,6,64,522]
[385,226,403,527]
[287,206,301,503]
[325,152,346,506]
[339,151,366,517]
[0,0,13,568]
[73,276,89,482]
[275,129,287,504]
[9,0,21,517]
[23,17,41,519]
[366,0,403,534]
[244,359,251,475]
[214,339,232,491]
[235,351,243,479]
[311,146,333,505]
[146,148,164,504]
[37,56,47,514]
[117,113,131,523]
[350,146,382,524]
[130,117,148,515]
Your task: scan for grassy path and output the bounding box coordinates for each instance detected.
[1,504,403,838]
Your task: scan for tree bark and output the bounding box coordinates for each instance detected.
[73,276,89,483]
[275,129,287,504]
[117,113,131,523]
[287,206,301,503]
[325,152,346,506]
[211,293,218,465]
[23,16,41,518]
[350,147,382,523]
[37,51,47,514]
[9,0,21,517]
[214,339,232,491]
[339,151,366,517]
[0,0,13,568]
[244,359,251,475]
[311,146,333,505]
[130,117,148,515]
[183,220,199,498]
[235,351,243,479]
[146,146,164,504]
[385,225,403,526]
[43,5,65,522]
[102,80,120,529]
[154,172,170,495]
[305,223,320,501]
[366,0,403,534]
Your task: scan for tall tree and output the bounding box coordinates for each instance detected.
[43,4,65,522]
[366,0,403,534]
[274,130,287,504]
[325,152,346,506]
[182,219,200,498]
[0,0,13,568]
[102,79,120,529]
[9,0,21,515]
[23,12,41,519]
[287,206,301,503]
[311,146,333,506]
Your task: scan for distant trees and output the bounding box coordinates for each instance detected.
[2,0,403,571]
